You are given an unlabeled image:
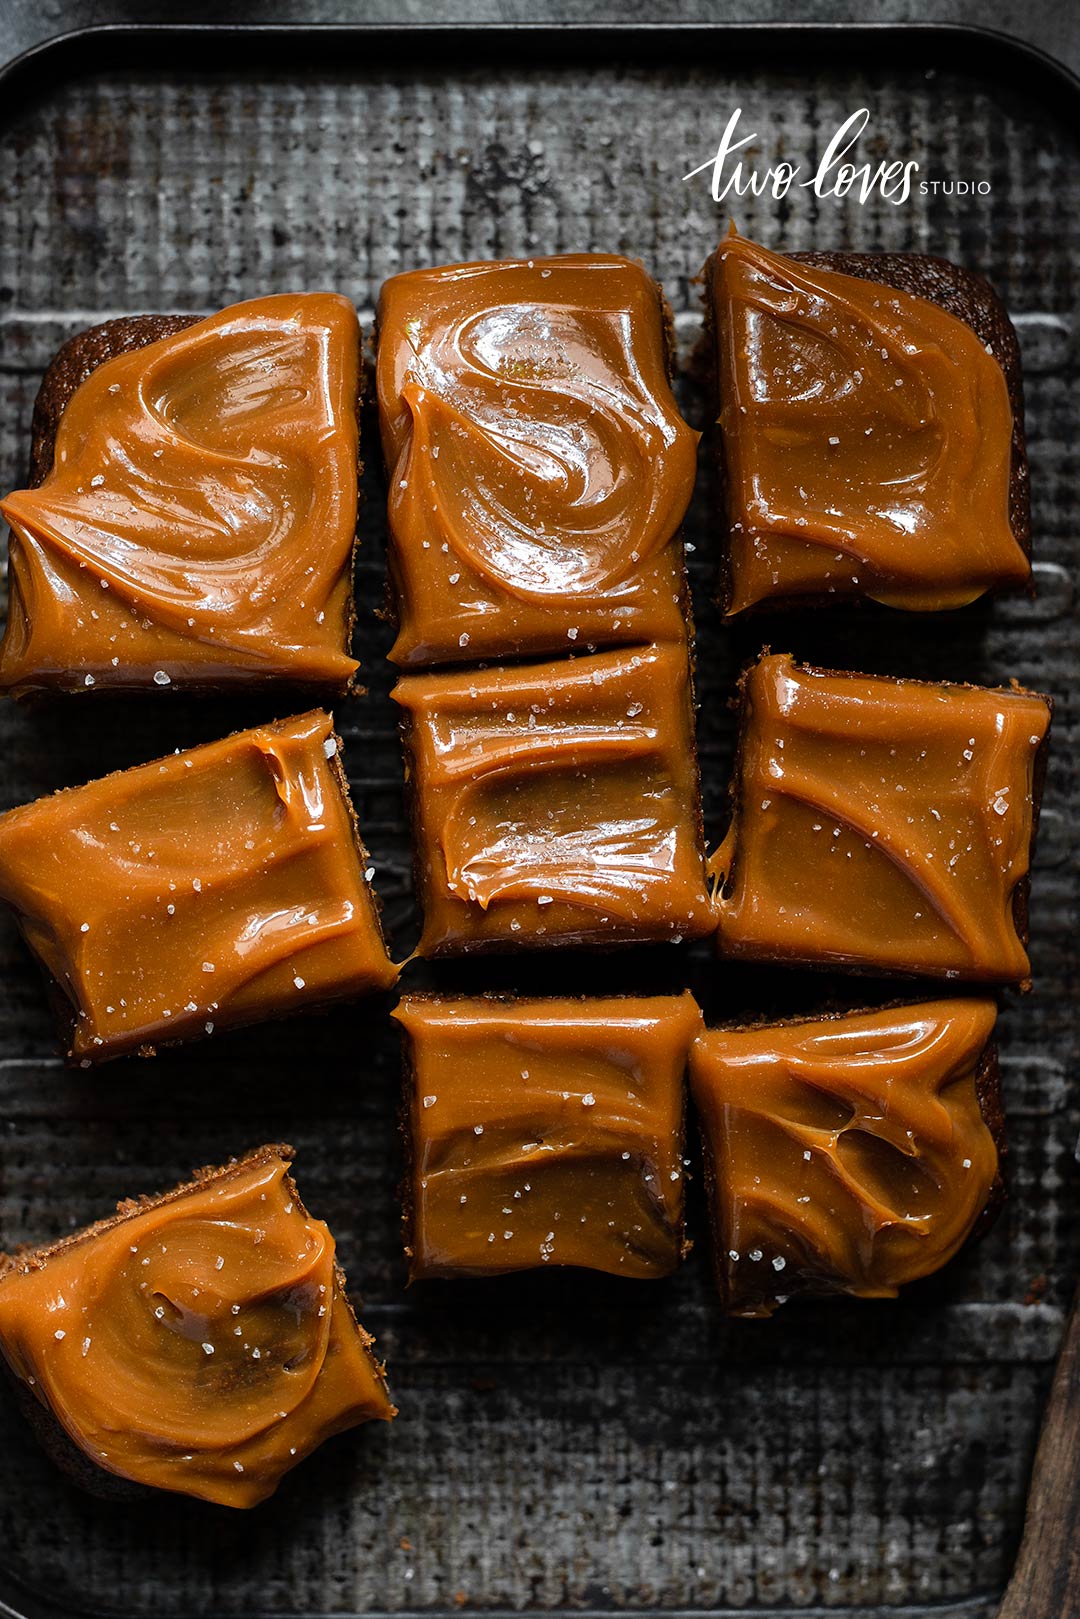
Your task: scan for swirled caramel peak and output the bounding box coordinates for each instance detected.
[713,653,1050,983]
[376,256,698,667]
[393,643,714,955]
[0,1147,394,1507]
[0,710,396,1063]
[689,1000,1002,1317]
[395,992,702,1279]
[708,232,1029,614]
[0,294,362,694]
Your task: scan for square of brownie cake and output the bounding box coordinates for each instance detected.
[712,652,1051,983]
[0,711,397,1062]
[0,294,363,694]
[395,992,702,1279]
[688,1000,1004,1317]
[392,642,714,955]
[0,1145,394,1506]
[703,232,1031,615]
[376,255,697,667]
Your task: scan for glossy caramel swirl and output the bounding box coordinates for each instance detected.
[689,1000,1001,1317]
[377,256,698,665]
[0,710,396,1062]
[0,1149,394,1506]
[396,992,702,1279]
[393,643,714,954]
[710,233,1028,614]
[0,294,361,693]
[713,653,1050,982]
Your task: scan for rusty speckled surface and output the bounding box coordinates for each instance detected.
[0,22,1075,1619]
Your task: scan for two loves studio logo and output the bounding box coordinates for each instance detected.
[683,108,992,204]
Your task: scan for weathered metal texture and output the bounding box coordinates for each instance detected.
[0,26,1074,1619]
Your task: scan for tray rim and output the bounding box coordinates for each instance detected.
[0,16,1078,109]
[0,1601,997,1619]
[0,15,1075,1619]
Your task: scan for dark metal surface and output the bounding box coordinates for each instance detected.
[2,6,1080,101]
[0,21,1075,1619]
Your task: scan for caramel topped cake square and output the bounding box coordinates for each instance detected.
[0,1146,394,1506]
[392,642,714,955]
[706,233,1030,615]
[377,256,698,666]
[0,294,362,694]
[713,653,1051,983]
[395,992,702,1279]
[0,711,397,1062]
[689,1000,1003,1317]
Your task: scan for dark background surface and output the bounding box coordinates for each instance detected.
[0,9,1075,1619]
[0,0,1078,85]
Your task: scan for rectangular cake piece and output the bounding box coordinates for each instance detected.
[392,642,714,955]
[0,1145,394,1506]
[376,255,698,666]
[703,231,1031,615]
[688,1000,1004,1317]
[395,992,703,1279]
[0,294,363,694]
[0,710,397,1062]
[713,653,1051,984]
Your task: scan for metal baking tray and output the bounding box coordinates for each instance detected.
[0,20,1075,1619]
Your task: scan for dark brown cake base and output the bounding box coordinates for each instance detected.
[27,315,201,487]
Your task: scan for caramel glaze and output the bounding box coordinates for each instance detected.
[0,710,397,1063]
[689,1000,1001,1317]
[377,256,698,666]
[395,992,703,1279]
[0,1147,394,1507]
[710,233,1029,615]
[392,642,715,955]
[0,294,362,693]
[713,653,1051,983]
